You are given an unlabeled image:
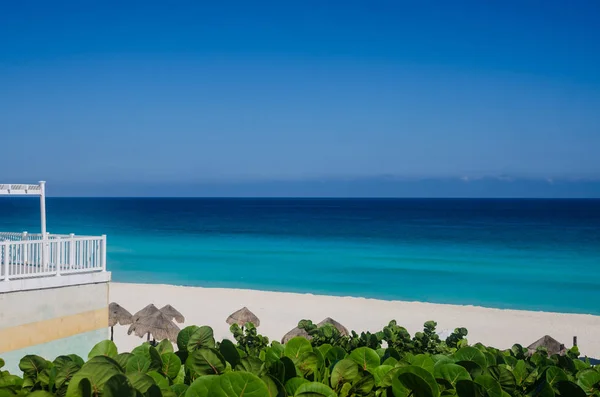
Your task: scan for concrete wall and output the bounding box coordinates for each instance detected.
[0,281,109,374]
[0,329,108,374]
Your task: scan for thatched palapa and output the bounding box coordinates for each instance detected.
[108,302,133,327]
[281,326,311,344]
[132,304,160,323]
[160,304,185,323]
[108,302,133,342]
[127,310,180,341]
[317,317,349,336]
[527,335,566,356]
[226,307,260,327]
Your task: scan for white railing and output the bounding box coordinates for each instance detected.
[0,231,72,242]
[0,233,107,281]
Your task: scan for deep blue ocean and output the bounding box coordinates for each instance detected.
[1,198,599,314]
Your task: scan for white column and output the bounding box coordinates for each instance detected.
[101,235,107,271]
[39,181,48,270]
[39,181,46,236]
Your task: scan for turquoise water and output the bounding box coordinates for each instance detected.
[1,198,599,314]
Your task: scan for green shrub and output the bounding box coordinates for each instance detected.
[0,320,596,396]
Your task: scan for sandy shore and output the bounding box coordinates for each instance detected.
[110,282,600,357]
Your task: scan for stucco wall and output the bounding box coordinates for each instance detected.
[0,329,108,374]
[0,281,110,373]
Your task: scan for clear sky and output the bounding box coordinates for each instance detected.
[1,1,599,197]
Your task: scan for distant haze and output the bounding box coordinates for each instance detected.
[1,2,599,197]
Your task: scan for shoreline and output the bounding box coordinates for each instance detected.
[109,282,600,357]
[111,278,600,317]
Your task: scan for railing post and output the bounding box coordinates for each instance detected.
[3,242,9,281]
[22,231,28,264]
[101,235,107,271]
[69,233,75,271]
[43,232,50,271]
[55,238,61,277]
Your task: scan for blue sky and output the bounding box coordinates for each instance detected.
[1,1,599,197]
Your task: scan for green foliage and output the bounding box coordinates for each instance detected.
[0,320,597,397]
[229,323,269,357]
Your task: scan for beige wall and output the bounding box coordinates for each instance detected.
[0,282,109,354]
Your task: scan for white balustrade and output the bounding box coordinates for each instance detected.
[0,232,107,281]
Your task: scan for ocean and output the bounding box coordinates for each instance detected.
[1,198,599,315]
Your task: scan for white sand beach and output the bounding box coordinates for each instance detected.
[110,282,600,357]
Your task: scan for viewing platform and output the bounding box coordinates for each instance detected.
[0,231,109,293]
[0,182,111,369]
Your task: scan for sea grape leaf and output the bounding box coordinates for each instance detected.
[125,355,150,374]
[350,373,375,395]
[372,364,394,387]
[147,370,169,390]
[324,346,347,367]
[115,353,133,371]
[55,361,81,389]
[295,381,337,397]
[348,347,380,371]
[186,348,226,376]
[209,371,270,397]
[474,375,502,397]
[102,373,135,397]
[554,380,586,397]
[392,365,439,397]
[330,359,359,388]
[284,337,312,360]
[511,360,528,386]
[88,340,118,360]
[170,383,189,397]
[187,326,216,352]
[317,344,333,358]
[68,355,86,367]
[66,356,122,397]
[453,347,487,371]
[219,339,241,368]
[236,357,265,376]
[284,377,309,396]
[296,352,319,377]
[280,356,297,382]
[545,366,568,387]
[19,355,49,380]
[177,325,199,352]
[156,339,174,354]
[576,369,600,394]
[131,344,163,372]
[434,363,471,389]
[185,375,218,397]
[161,352,182,380]
[411,354,435,373]
[126,372,157,394]
[260,375,280,397]
[455,379,485,397]
[486,365,515,394]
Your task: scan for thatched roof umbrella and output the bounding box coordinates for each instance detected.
[318,317,349,336]
[108,302,133,341]
[226,307,260,327]
[132,304,160,323]
[527,335,566,356]
[127,310,180,342]
[281,327,311,344]
[160,304,185,324]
